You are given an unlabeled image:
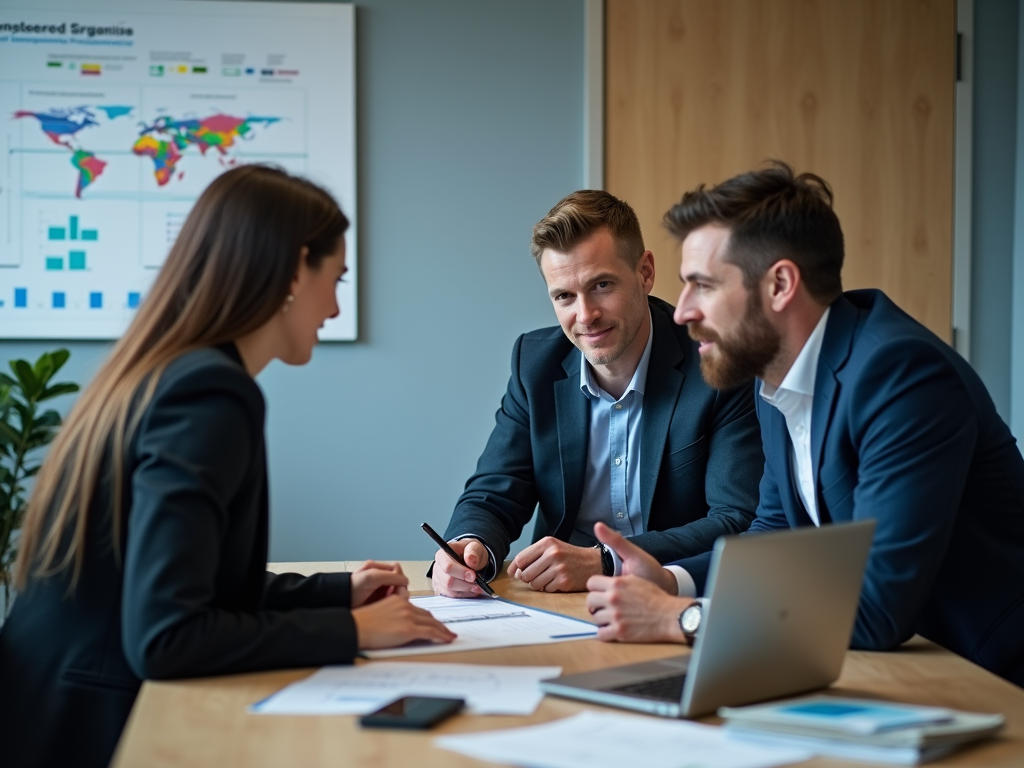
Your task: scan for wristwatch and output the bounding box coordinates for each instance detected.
[592,543,615,577]
[678,599,704,646]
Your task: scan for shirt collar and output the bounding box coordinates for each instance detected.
[760,306,831,404]
[580,310,654,401]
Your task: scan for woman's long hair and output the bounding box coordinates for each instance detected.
[15,165,349,589]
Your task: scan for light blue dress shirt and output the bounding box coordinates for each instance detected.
[570,314,654,547]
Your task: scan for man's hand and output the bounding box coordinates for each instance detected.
[351,561,408,607]
[353,594,457,650]
[506,537,602,592]
[586,575,693,643]
[594,522,678,593]
[431,538,490,598]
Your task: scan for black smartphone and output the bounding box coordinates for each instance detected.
[359,696,465,729]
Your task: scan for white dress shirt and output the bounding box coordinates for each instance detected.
[665,307,831,597]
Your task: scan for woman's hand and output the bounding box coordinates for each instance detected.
[352,594,457,650]
[351,561,409,607]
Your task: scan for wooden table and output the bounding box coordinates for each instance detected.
[112,562,1024,767]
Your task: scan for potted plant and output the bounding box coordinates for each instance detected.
[0,349,80,619]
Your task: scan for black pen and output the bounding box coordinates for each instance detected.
[421,522,498,598]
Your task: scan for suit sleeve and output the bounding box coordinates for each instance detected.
[844,340,976,651]
[443,335,539,574]
[629,381,763,561]
[121,368,357,680]
[667,395,788,594]
[263,571,352,610]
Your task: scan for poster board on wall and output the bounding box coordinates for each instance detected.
[0,0,357,340]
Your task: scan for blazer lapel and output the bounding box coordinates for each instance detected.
[640,308,685,527]
[553,348,589,539]
[810,296,858,522]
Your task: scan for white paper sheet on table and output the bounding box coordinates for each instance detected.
[250,662,561,716]
[361,595,597,659]
[436,711,814,768]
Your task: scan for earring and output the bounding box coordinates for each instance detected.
[283,294,294,313]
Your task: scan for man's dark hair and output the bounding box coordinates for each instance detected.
[663,161,844,302]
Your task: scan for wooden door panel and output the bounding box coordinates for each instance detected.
[606,0,956,339]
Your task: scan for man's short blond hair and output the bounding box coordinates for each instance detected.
[530,190,645,268]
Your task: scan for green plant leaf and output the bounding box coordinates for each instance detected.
[32,409,62,429]
[33,353,55,386]
[0,421,19,446]
[10,360,40,399]
[10,400,32,431]
[39,382,80,401]
[47,349,71,377]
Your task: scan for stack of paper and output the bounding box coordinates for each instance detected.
[720,695,1005,765]
[437,710,813,768]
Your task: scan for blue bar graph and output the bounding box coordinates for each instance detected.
[14,288,27,308]
[89,292,103,309]
[127,292,140,309]
[46,216,97,242]
[52,292,66,309]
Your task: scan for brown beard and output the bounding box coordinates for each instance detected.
[688,290,781,390]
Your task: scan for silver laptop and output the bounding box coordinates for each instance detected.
[541,520,875,717]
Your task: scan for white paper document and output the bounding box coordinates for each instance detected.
[361,595,597,659]
[436,711,814,768]
[251,662,561,716]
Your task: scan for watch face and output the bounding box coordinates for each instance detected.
[680,604,702,634]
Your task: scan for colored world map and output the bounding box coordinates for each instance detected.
[13,106,131,197]
[132,114,281,186]
[12,107,282,195]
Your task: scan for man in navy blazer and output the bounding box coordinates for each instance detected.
[586,163,1024,687]
[431,191,763,596]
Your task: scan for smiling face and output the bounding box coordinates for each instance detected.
[278,240,347,365]
[539,227,655,372]
[674,224,781,389]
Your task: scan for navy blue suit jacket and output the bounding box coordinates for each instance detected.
[445,296,764,572]
[670,290,1024,686]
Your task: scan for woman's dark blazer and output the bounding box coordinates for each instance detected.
[0,345,358,768]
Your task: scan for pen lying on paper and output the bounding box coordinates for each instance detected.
[421,521,498,598]
[438,611,529,624]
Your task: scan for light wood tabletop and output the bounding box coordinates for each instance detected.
[112,561,1024,768]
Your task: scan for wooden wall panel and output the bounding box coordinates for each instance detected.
[606,0,956,339]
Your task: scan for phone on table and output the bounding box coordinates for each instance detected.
[359,696,465,729]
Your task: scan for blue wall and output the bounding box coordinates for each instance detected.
[972,0,1019,422]
[0,0,585,561]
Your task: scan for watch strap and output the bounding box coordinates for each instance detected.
[592,543,615,577]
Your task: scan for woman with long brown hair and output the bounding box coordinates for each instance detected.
[0,165,455,768]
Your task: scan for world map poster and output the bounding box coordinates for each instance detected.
[0,1,356,340]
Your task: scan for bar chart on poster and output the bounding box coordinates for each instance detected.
[0,0,356,339]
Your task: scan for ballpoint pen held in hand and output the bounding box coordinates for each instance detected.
[421,522,498,598]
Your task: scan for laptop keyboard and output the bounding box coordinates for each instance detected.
[606,673,686,702]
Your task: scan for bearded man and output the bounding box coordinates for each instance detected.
[585,162,1024,689]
